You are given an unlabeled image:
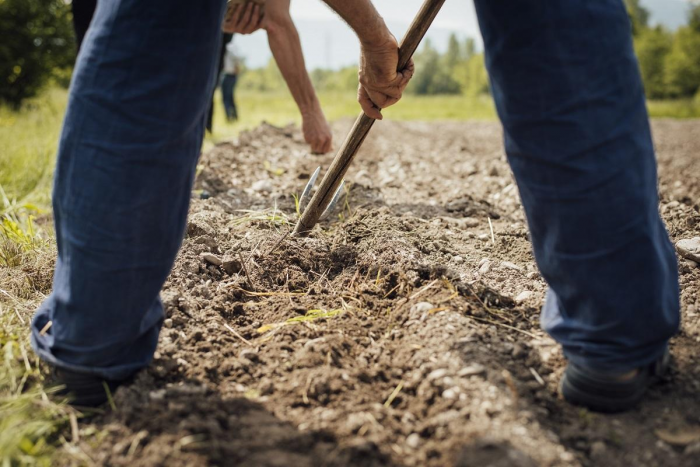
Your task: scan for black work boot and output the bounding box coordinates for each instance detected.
[50,367,130,407]
[559,350,670,413]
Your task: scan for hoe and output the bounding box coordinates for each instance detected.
[293,0,446,236]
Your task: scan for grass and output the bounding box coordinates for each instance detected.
[0,84,698,464]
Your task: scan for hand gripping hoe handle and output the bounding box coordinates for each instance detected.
[293,0,446,236]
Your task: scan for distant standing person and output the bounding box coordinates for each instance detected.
[223,0,333,153]
[221,41,240,122]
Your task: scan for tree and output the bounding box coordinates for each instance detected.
[0,0,75,108]
[624,0,650,35]
[663,25,700,98]
[634,26,672,99]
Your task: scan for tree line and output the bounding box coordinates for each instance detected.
[242,0,700,101]
[1,0,699,107]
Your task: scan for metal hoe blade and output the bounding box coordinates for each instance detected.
[319,180,345,221]
[298,166,320,212]
[298,166,345,221]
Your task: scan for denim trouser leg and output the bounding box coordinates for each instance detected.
[31,0,227,380]
[473,0,680,371]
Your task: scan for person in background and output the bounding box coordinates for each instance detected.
[223,0,333,154]
[221,40,240,122]
[206,33,234,133]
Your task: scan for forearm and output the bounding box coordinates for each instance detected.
[321,0,392,46]
[266,16,319,114]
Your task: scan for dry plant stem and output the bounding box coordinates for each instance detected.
[238,251,256,291]
[470,316,540,340]
[293,0,447,236]
[266,230,291,257]
[223,323,254,347]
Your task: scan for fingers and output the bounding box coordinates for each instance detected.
[309,133,333,154]
[222,3,240,33]
[222,2,263,34]
[358,85,383,120]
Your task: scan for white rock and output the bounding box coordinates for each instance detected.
[409,302,433,323]
[515,291,534,303]
[406,433,421,449]
[442,387,460,400]
[427,368,449,381]
[479,260,492,275]
[453,255,464,264]
[200,252,222,266]
[251,179,273,193]
[501,261,523,272]
[458,363,486,377]
[676,237,700,262]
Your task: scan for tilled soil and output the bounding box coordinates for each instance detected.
[73,120,700,466]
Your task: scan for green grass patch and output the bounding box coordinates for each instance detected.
[646,98,700,118]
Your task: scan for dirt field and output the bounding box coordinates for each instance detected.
[70,120,700,466]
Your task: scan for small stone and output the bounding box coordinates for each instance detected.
[458,363,486,377]
[453,255,464,264]
[427,368,449,381]
[685,442,700,455]
[164,318,174,328]
[222,256,242,275]
[259,380,275,395]
[200,252,222,266]
[406,433,421,449]
[479,260,492,275]
[240,349,260,363]
[442,388,460,400]
[511,343,527,359]
[590,441,606,460]
[501,261,523,272]
[676,237,700,262]
[526,271,540,280]
[478,233,490,241]
[410,302,433,321]
[251,179,274,193]
[149,389,166,401]
[515,291,534,303]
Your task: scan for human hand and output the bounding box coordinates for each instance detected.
[301,107,333,154]
[358,34,414,120]
[222,1,265,34]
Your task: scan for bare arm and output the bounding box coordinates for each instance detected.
[319,0,393,47]
[265,0,332,153]
[321,0,414,119]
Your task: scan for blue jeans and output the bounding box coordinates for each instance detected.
[32,0,679,379]
[31,0,227,380]
[474,0,679,370]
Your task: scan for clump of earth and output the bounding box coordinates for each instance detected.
[66,120,700,466]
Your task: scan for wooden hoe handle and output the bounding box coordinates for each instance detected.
[293,0,446,236]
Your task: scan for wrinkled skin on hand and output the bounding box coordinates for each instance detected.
[358,35,415,120]
[302,108,333,154]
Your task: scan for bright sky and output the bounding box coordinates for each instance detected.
[233,0,689,70]
[234,0,481,70]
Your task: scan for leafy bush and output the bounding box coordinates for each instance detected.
[0,0,75,108]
